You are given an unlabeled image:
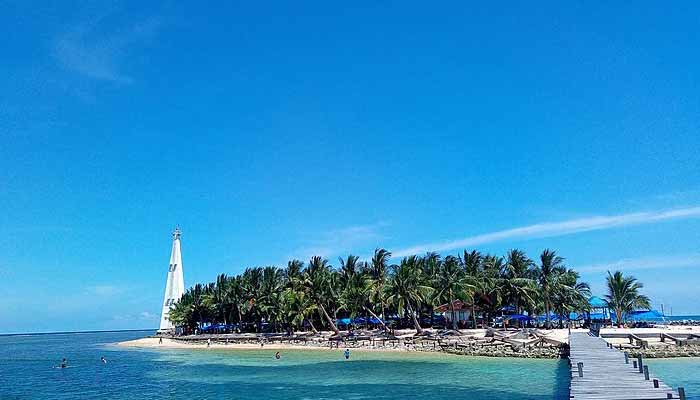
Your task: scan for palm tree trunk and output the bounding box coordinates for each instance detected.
[450,296,458,331]
[471,303,477,329]
[308,317,319,334]
[409,305,423,334]
[616,307,623,328]
[319,303,341,335]
[545,300,551,329]
[363,306,389,331]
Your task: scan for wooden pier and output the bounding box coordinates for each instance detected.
[569,332,685,400]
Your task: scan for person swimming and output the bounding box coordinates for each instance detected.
[275,351,281,360]
[100,357,107,364]
[59,358,67,368]
[344,349,350,360]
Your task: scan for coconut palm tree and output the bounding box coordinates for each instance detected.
[459,250,483,328]
[551,268,591,328]
[340,271,369,325]
[433,255,472,330]
[536,249,566,329]
[369,248,391,320]
[259,266,283,330]
[605,271,651,327]
[386,256,433,334]
[302,256,341,335]
[502,250,537,321]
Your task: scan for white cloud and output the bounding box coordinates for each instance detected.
[391,206,700,258]
[138,311,158,321]
[576,253,700,273]
[85,285,124,297]
[53,17,162,83]
[289,222,388,261]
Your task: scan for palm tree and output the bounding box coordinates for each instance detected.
[303,256,341,335]
[386,256,433,334]
[502,250,537,324]
[421,252,441,327]
[339,255,359,286]
[241,267,264,331]
[536,249,566,329]
[369,248,391,320]
[259,266,283,330]
[605,271,651,327]
[551,268,591,328]
[340,272,369,326]
[433,255,472,330]
[459,250,483,328]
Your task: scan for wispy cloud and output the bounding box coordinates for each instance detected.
[392,206,700,258]
[112,311,158,323]
[577,253,700,273]
[85,285,124,297]
[289,222,388,261]
[53,16,162,83]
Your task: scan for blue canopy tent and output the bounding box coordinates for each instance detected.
[200,323,233,333]
[335,318,352,327]
[588,296,607,308]
[353,316,385,325]
[611,310,665,323]
[506,314,531,321]
[587,296,610,321]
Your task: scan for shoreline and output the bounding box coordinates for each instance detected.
[117,326,700,359]
[117,328,570,359]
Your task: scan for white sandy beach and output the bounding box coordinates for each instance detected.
[117,328,573,352]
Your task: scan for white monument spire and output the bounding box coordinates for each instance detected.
[158,227,185,332]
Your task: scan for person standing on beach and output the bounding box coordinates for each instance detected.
[159,337,163,344]
[207,338,211,348]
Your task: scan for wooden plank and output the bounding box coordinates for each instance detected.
[569,332,681,400]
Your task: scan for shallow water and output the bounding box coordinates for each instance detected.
[0,330,571,399]
[645,358,700,399]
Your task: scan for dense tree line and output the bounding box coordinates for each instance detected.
[169,248,604,333]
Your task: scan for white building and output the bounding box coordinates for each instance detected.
[158,227,185,333]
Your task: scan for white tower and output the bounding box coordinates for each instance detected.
[158,227,185,332]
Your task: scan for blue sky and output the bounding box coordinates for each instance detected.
[1,2,700,333]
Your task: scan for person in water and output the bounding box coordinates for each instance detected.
[60,358,67,368]
[344,349,350,360]
[275,351,281,360]
[100,357,107,364]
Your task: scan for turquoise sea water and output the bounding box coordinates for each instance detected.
[0,331,569,400]
[645,358,700,399]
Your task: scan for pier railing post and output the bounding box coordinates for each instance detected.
[633,360,638,369]
[653,379,659,388]
[637,355,643,373]
[679,387,686,400]
[624,352,629,364]
[643,365,649,380]
[577,362,583,377]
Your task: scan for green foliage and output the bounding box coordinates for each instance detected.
[605,271,651,327]
[169,247,610,332]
